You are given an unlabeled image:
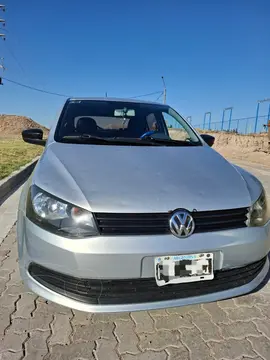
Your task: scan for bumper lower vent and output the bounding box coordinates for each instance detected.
[28,257,266,305]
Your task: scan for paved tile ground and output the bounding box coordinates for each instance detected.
[0,226,270,360]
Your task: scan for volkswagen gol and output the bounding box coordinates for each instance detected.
[17,98,270,312]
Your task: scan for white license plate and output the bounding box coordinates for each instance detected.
[155,253,214,287]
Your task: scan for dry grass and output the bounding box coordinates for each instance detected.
[0,137,43,180]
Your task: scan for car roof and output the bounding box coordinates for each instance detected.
[67,97,167,106]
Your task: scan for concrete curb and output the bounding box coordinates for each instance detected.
[0,157,39,205]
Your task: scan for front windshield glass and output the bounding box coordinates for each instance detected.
[55,100,201,145]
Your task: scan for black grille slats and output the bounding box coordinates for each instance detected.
[192,208,248,233]
[28,257,266,305]
[94,208,248,235]
[95,212,169,235]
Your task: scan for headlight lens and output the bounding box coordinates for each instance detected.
[26,185,99,238]
[248,188,269,227]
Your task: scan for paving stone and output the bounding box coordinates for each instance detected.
[6,318,30,334]
[0,333,28,353]
[139,330,179,351]
[257,304,270,318]
[234,293,268,307]
[180,327,213,360]
[123,351,167,360]
[248,336,270,359]
[131,312,154,333]
[93,338,119,360]
[154,313,193,331]
[1,257,18,272]
[0,312,10,336]
[166,346,189,360]
[253,318,270,338]
[4,284,26,296]
[49,343,95,360]
[202,303,228,324]
[260,282,270,294]
[71,309,92,326]
[114,319,139,355]
[166,304,202,315]
[7,270,22,286]
[49,314,72,346]
[148,309,167,317]
[0,279,8,295]
[0,293,19,310]
[30,312,54,332]
[92,312,130,323]
[73,321,115,343]
[23,330,50,360]
[225,306,265,321]
[12,293,37,319]
[190,311,223,341]
[217,298,237,309]
[0,269,11,281]
[0,351,24,360]
[208,338,257,359]
[0,249,10,263]
[36,301,72,316]
[218,321,261,339]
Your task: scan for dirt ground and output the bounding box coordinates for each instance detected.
[170,129,270,169]
[212,132,270,168]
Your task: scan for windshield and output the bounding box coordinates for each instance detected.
[54,99,201,146]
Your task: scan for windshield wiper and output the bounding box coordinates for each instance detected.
[60,134,111,144]
[141,136,201,146]
[60,135,162,146]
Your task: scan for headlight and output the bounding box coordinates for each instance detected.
[248,188,269,227]
[26,185,99,238]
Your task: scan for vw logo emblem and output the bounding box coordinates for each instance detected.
[169,210,195,238]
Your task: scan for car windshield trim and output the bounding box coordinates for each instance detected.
[54,99,202,146]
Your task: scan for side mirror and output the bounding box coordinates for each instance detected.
[201,134,215,147]
[22,128,46,146]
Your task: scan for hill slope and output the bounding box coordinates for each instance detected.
[0,115,48,136]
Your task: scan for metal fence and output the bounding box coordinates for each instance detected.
[186,114,269,134]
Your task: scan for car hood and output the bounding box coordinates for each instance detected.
[33,142,254,213]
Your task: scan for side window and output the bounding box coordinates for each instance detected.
[162,112,190,141]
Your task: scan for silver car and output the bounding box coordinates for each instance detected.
[17,98,270,313]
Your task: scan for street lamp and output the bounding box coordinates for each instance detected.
[203,112,211,130]
[221,107,233,131]
[254,98,270,133]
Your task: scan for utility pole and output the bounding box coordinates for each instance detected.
[0,4,5,85]
[161,76,166,104]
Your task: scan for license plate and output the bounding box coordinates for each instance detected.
[155,253,214,287]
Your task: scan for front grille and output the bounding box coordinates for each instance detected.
[94,208,248,235]
[28,257,266,305]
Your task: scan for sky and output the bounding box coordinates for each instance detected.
[0,0,269,129]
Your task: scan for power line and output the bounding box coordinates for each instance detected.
[4,42,28,77]
[130,91,163,99]
[155,92,163,101]
[2,77,71,97]
[1,77,165,101]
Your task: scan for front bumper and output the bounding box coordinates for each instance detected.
[17,215,270,312]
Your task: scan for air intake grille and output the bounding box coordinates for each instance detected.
[94,208,248,235]
[28,257,266,305]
